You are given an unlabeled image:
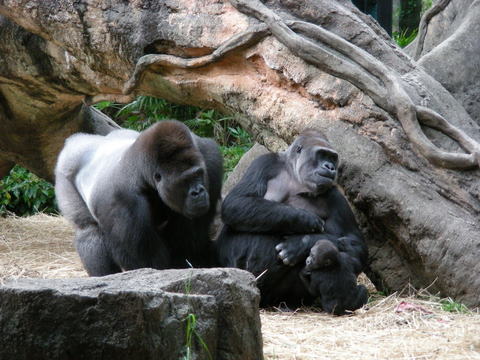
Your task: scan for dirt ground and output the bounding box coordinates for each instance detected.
[1,214,479,360]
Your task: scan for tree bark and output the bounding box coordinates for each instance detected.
[407,0,480,125]
[0,16,119,181]
[0,158,13,179]
[0,0,479,306]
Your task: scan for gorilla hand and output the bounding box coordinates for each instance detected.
[275,235,317,266]
[296,210,325,233]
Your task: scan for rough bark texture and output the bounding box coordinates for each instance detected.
[0,0,479,306]
[0,268,263,360]
[0,15,119,181]
[407,0,480,125]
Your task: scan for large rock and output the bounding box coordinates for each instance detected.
[0,268,263,360]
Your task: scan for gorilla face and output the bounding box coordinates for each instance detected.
[287,130,338,195]
[139,121,211,219]
[301,240,368,315]
[154,164,210,219]
[305,239,339,271]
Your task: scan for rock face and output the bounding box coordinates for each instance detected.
[0,268,263,360]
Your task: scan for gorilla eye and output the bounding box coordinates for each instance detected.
[154,173,162,182]
[296,145,303,153]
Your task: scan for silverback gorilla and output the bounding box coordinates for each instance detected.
[216,129,368,314]
[55,120,222,276]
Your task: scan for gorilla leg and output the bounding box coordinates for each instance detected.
[55,173,96,228]
[75,226,120,276]
[216,228,313,307]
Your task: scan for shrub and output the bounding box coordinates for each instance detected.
[393,28,418,48]
[0,165,57,216]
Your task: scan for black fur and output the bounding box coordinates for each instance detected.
[55,120,222,276]
[216,130,368,314]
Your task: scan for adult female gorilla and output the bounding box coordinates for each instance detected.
[55,120,222,276]
[216,129,368,314]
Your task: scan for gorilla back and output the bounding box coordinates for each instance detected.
[55,120,222,276]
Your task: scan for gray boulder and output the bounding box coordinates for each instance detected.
[0,268,263,360]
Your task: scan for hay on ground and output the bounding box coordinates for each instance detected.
[1,214,479,360]
[0,213,86,281]
[261,296,480,360]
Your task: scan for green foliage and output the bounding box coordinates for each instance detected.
[393,28,418,48]
[184,109,229,140]
[95,96,200,131]
[0,165,57,216]
[95,96,253,178]
[93,100,114,111]
[221,144,252,178]
[440,298,470,314]
[181,313,213,360]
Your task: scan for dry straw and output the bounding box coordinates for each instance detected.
[1,214,479,359]
[0,213,86,281]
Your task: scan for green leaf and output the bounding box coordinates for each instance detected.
[93,101,114,111]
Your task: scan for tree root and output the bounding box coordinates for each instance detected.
[230,0,480,169]
[122,0,479,169]
[414,0,452,60]
[123,24,269,94]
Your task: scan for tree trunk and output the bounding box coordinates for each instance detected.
[406,0,480,125]
[0,158,13,178]
[0,17,119,181]
[0,0,479,306]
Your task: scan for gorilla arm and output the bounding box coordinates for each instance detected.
[276,188,368,273]
[327,189,368,274]
[194,135,223,211]
[96,189,171,271]
[221,153,325,234]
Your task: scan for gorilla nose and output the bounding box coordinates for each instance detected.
[189,185,206,198]
[322,161,335,172]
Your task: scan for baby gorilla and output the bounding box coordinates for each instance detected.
[217,128,368,313]
[300,239,368,315]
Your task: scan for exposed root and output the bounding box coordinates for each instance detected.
[123,24,269,94]
[416,106,480,167]
[122,0,479,169]
[230,0,480,169]
[414,0,452,60]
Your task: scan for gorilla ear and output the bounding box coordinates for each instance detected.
[154,172,162,182]
[296,145,303,153]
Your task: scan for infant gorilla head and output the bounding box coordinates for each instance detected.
[300,239,368,315]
